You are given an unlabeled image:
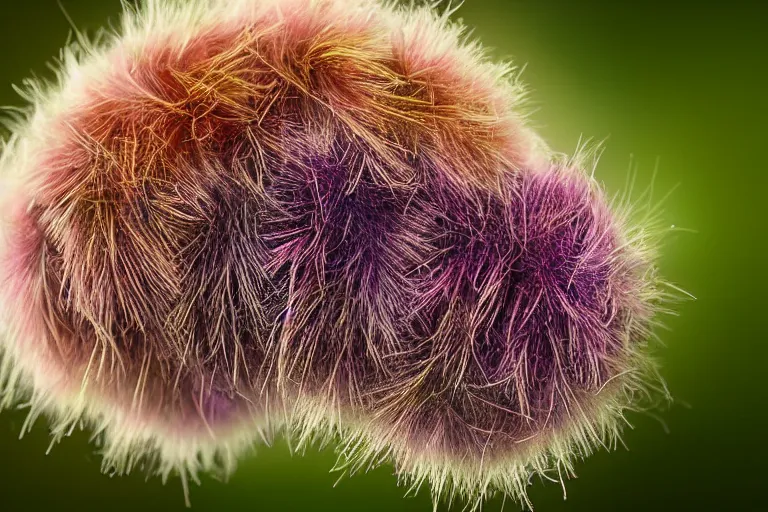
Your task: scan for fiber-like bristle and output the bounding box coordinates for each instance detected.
[0,0,671,508]
[290,160,668,507]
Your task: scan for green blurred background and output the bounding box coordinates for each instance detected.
[0,1,765,510]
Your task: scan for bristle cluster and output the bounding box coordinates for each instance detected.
[0,0,670,508]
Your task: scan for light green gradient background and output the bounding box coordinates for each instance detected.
[0,1,764,510]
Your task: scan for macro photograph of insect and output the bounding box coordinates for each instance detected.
[0,1,764,511]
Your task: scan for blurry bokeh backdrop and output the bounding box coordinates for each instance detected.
[1,1,765,511]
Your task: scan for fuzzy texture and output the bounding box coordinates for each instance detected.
[292,157,670,507]
[0,0,669,508]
